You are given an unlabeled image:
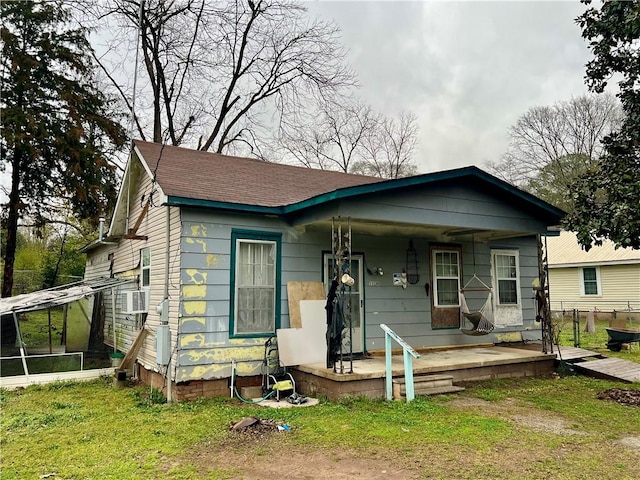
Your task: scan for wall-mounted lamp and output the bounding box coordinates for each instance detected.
[366,265,384,276]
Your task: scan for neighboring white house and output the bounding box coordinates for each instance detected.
[546,231,640,316]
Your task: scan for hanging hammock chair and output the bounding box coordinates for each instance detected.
[459,274,495,336]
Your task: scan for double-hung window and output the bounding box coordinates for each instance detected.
[492,250,520,305]
[140,247,151,288]
[433,250,461,307]
[580,267,600,296]
[230,230,281,337]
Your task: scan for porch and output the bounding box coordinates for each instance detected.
[292,344,555,401]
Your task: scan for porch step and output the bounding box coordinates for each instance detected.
[393,374,465,399]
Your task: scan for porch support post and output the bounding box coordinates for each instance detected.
[404,349,415,401]
[385,332,392,401]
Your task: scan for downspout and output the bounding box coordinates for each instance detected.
[112,287,117,353]
[165,205,172,403]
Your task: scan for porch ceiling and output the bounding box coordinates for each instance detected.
[302,218,534,242]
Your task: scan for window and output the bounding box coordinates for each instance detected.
[581,267,600,296]
[433,249,460,307]
[140,247,150,287]
[492,250,520,305]
[230,230,281,337]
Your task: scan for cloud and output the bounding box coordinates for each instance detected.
[308,0,593,172]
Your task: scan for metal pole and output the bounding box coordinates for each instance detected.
[13,312,29,378]
[385,332,392,400]
[112,287,117,352]
[348,217,353,373]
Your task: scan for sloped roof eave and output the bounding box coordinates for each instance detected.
[548,259,640,268]
[165,166,565,226]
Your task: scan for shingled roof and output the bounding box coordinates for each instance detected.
[134,140,384,208]
[130,140,565,226]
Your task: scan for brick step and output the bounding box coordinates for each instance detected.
[393,374,465,398]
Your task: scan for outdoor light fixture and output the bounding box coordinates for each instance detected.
[366,265,384,276]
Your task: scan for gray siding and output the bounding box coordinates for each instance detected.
[177,210,328,381]
[293,185,551,233]
[177,206,542,382]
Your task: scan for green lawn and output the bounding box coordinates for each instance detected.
[1,376,639,479]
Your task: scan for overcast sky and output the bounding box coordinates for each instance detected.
[306,0,594,173]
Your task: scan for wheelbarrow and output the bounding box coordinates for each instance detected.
[605,328,640,352]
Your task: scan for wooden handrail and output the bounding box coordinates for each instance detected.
[380,323,420,402]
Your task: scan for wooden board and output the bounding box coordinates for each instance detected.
[572,357,640,383]
[120,327,149,371]
[287,282,325,329]
[555,346,604,362]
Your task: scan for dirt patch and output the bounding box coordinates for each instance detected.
[618,436,640,451]
[182,439,420,480]
[447,397,587,436]
[597,388,640,407]
[220,417,419,478]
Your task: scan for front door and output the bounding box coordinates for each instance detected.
[430,245,462,329]
[324,253,364,354]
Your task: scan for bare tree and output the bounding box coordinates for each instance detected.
[279,98,419,178]
[278,98,375,172]
[89,0,355,153]
[487,94,623,208]
[354,111,419,179]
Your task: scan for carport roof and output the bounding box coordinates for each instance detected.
[0,277,129,316]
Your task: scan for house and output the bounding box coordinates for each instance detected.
[82,140,564,400]
[546,230,640,318]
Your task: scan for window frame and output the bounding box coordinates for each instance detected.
[432,248,461,308]
[229,229,282,338]
[580,266,601,296]
[140,247,151,288]
[491,249,521,306]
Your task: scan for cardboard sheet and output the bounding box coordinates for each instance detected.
[276,299,326,366]
[286,281,325,328]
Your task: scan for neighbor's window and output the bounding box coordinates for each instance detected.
[140,247,150,288]
[581,267,600,296]
[231,231,281,336]
[433,250,460,307]
[492,250,520,305]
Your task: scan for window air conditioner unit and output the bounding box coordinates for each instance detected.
[119,290,149,314]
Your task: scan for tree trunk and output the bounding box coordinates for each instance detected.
[1,146,22,346]
[2,146,21,299]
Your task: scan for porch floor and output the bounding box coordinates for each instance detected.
[292,345,555,400]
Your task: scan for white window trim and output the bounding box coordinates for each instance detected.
[432,248,461,308]
[491,249,521,307]
[579,266,601,297]
[140,247,151,288]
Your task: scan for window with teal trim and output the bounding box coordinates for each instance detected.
[231,231,281,336]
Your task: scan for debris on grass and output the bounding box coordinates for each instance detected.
[597,388,640,407]
[229,416,290,437]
